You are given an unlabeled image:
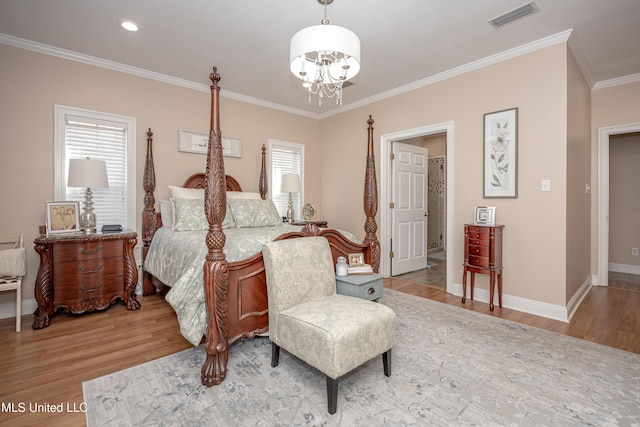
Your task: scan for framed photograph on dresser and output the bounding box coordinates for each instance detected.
[483,107,518,198]
[474,206,496,225]
[45,201,80,234]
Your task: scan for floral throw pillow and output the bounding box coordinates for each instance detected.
[229,199,281,228]
[172,198,207,231]
[172,198,236,231]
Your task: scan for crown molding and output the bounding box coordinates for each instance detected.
[0,33,321,119]
[4,30,637,120]
[321,29,574,118]
[593,73,640,90]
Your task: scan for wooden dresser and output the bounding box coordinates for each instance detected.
[462,224,504,311]
[32,230,140,329]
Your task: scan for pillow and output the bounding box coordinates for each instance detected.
[229,199,281,228]
[158,199,174,229]
[172,198,207,231]
[168,185,204,200]
[0,247,26,277]
[227,191,262,200]
[171,198,236,231]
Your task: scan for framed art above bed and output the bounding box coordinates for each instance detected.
[178,129,242,158]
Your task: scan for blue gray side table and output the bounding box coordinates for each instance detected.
[335,273,383,302]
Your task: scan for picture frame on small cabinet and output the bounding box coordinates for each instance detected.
[45,201,80,234]
[474,206,496,225]
[347,252,365,266]
[483,107,518,198]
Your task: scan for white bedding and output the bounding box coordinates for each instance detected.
[144,224,361,345]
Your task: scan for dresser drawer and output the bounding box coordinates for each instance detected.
[54,274,124,301]
[54,257,124,284]
[53,240,122,263]
[336,274,384,301]
[468,255,489,268]
[467,245,489,257]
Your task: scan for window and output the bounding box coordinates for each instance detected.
[54,105,136,230]
[268,139,304,220]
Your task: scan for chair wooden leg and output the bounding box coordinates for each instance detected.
[326,376,338,414]
[271,342,280,367]
[383,349,391,377]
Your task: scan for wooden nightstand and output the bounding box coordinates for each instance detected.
[335,273,384,302]
[32,230,140,329]
[291,220,328,228]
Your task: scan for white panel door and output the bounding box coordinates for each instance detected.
[392,142,428,275]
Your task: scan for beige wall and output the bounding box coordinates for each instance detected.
[609,133,640,266]
[0,44,320,305]
[2,38,627,312]
[320,44,570,305]
[590,81,640,275]
[565,48,592,302]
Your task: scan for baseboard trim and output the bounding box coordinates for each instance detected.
[450,282,569,323]
[0,298,37,320]
[566,278,592,322]
[609,263,640,275]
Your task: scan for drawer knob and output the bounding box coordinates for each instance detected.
[80,246,102,256]
[368,287,375,294]
[80,283,103,293]
[79,264,103,274]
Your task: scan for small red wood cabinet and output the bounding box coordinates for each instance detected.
[462,224,504,311]
[32,230,140,329]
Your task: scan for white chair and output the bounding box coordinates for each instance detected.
[0,235,27,332]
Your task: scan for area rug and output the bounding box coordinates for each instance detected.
[83,290,640,426]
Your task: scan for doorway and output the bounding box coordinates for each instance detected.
[597,123,640,287]
[380,121,455,294]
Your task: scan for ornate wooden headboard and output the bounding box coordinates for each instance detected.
[183,173,242,191]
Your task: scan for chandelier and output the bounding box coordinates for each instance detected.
[289,0,360,106]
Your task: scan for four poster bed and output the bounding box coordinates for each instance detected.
[141,67,380,387]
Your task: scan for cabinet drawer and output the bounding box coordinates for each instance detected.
[53,240,122,263]
[54,274,124,301]
[54,257,124,283]
[466,225,491,234]
[468,238,490,247]
[467,245,489,257]
[468,255,489,268]
[336,276,384,301]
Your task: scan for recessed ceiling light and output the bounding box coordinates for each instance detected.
[120,20,139,32]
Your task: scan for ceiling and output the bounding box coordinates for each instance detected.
[1,0,639,117]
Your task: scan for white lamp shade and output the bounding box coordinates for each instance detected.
[290,24,361,81]
[280,173,301,193]
[67,158,109,188]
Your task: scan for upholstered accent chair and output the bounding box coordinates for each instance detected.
[262,237,397,414]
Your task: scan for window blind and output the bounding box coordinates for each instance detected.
[269,140,304,219]
[63,115,129,229]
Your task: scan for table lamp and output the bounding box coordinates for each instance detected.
[67,158,109,234]
[280,173,300,223]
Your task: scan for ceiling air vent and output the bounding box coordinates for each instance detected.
[489,1,538,28]
[343,80,354,89]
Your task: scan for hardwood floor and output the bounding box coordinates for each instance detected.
[0,282,638,426]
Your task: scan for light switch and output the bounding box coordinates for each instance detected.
[541,179,551,192]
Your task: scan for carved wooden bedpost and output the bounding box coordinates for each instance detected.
[363,116,381,272]
[142,128,157,296]
[201,67,230,386]
[259,144,268,200]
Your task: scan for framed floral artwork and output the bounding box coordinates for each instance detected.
[483,108,518,198]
